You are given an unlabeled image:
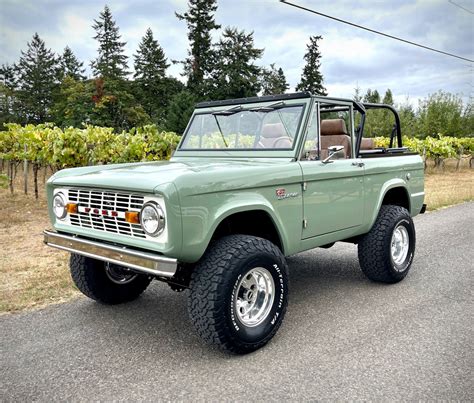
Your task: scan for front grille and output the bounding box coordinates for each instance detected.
[67,188,146,238]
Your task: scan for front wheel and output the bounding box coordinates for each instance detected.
[70,254,152,304]
[188,235,289,354]
[358,205,416,283]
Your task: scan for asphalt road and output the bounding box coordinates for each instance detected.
[1,202,473,401]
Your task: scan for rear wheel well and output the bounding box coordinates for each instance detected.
[211,210,283,252]
[382,187,410,211]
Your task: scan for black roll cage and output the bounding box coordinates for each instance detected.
[321,100,403,155]
[194,92,405,156]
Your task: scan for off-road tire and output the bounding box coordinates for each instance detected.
[358,205,416,283]
[188,235,289,354]
[70,254,152,304]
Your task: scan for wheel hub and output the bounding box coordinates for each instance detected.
[235,267,274,327]
[105,263,138,284]
[391,225,409,268]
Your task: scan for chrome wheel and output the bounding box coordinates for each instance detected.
[105,263,138,284]
[391,225,409,268]
[235,267,275,327]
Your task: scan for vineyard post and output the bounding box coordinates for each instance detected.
[9,161,14,194]
[23,144,28,194]
[33,163,39,200]
[456,147,463,171]
[422,147,427,170]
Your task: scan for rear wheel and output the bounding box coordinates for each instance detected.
[358,205,416,283]
[70,254,152,304]
[188,235,289,354]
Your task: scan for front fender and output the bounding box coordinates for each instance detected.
[179,191,294,263]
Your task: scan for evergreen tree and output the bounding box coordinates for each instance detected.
[353,84,362,102]
[176,0,220,93]
[212,27,263,100]
[91,5,128,80]
[60,46,86,81]
[398,97,417,137]
[133,28,170,120]
[165,90,196,134]
[52,76,95,127]
[383,88,394,105]
[0,63,19,124]
[363,89,380,103]
[296,35,327,95]
[260,64,289,95]
[15,33,59,123]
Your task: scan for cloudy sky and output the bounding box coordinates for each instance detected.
[1,0,472,105]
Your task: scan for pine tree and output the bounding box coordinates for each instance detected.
[60,46,86,81]
[176,0,220,93]
[260,64,289,95]
[383,88,394,105]
[353,84,362,102]
[296,35,327,96]
[364,89,380,103]
[91,5,128,80]
[166,90,196,134]
[15,33,59,123]
[212,27,263,100]
[133,28,170,119]
[0,63,18,124]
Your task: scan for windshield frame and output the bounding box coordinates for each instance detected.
[174,97,311,158]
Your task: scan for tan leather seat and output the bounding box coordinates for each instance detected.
[257,123,292,149]
[320,119,351,159]
[360,138,374,150]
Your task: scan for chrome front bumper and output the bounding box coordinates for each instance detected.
[43,230,177,278]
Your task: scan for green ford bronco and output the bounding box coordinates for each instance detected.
[44,92,425,354]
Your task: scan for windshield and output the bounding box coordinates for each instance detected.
[179,104,305,150]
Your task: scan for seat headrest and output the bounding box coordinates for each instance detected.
[321,119,348,136]
[261,123,287,138]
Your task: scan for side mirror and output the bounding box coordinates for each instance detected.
[322,145,345,163]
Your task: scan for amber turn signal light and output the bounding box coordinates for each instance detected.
[125,211,140,224]
[66,203,78,214]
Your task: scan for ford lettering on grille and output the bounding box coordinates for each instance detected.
[67,189,146,238]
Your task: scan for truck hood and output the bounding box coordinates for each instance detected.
[50,158,301,194]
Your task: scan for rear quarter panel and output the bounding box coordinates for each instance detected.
[362,154,424,232]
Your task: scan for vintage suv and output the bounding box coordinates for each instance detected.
[44,92,425,354]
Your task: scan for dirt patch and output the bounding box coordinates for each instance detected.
[0,168,80,313]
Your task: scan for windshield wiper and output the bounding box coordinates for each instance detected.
[248,101,286,112]
[212,105,244,116]
[212,114,229,148]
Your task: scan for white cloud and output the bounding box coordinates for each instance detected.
[0,0,471,103]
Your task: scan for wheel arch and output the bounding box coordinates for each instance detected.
[210,208,285,252]
[369,179,411,230]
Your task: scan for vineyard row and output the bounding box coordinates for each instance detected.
[1,124,473,197]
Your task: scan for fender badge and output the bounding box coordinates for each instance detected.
[276,188,298,200]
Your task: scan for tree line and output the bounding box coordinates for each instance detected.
[0,0,471,138]
[0,0,327,134]
[355,88,472,139]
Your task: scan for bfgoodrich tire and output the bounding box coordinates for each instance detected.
[70,254,152,304]
[188,235,289,354]
[358,205,416,283]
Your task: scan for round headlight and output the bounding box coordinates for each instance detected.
[53,192,67,220]
[140,202,165,236]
